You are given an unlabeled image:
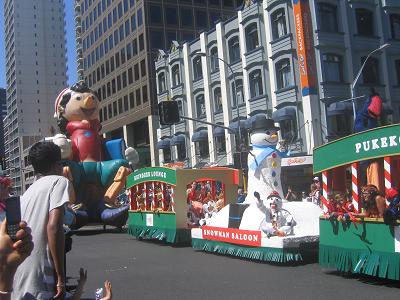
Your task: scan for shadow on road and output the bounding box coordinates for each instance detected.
[71,226,127,236]
[323,270,400,288]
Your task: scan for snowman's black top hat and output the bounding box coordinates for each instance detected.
[248,114,280,133]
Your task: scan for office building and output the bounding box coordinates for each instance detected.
[155,0,400,173]
[3,0,67,193]
[0,89,6,172]
[75,0,242,167]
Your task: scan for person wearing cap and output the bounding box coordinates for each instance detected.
[310,177,321,206]
[259,191,296,237]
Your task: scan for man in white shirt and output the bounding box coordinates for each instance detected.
[12,142,73,299]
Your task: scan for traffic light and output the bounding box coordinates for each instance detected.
[158,101,180,125]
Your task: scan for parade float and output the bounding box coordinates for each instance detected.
[315,124,400,280]
[51,82,138,229]
[126,166,241,244]
[191,115,322,263]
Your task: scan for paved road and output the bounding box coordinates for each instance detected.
[67,226,400,300]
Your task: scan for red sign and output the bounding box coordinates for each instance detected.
[202,226,261,247]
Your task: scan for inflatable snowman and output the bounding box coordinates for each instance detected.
[244,116,285,204]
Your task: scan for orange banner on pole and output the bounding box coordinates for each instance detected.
[293,0,317,96]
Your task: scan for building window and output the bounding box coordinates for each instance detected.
[196,94,206,118]
[150,5,162,24]
[181,7,193,26]
[249,69,263,98]
[143,85,148,102]
[158,72,166,93]
[124,95,129,111]
[163,148,171,163]
[390,14,400,39]
[166,6,178,25]
[231,79,243,107]
[361,56,379,85]
[131,14,136,32]
[279,118,297,141]
[125,19,130,37]
[136,88,141,105]
[322,54,343,82]
[122,71,127,88]
[196,10,207,29]
[118,98,123,113]
[214,87,222,112]
[117,75,121,91]
[228,36,240,63]
[271,8,287,40]
[128,67,133,84]
[137,8,143,26]
[113,101,117,116]
[193,56,202,80]
[234,129,248,152]
[121,48,126,64]
[172,65,180,86]
[276,58,293,90]
[134,64,139,80]
[117,2,123,18]
[150,30,164,50]
[356,8,374,36]
[215,135,226,154]
[129,92,135,108]
[210,47,219,72]
[103,107,108,121]
[132,38,138,55]
[176,143,186,161]
[139,34,144,51]
[245,23,259,52]
[108,104,112,118]
[195,141,209,158]
[126,43,132,60]
[140,59,146,77]
[177,100,184,116]
[318,3,338,32]
[328,114,352,139]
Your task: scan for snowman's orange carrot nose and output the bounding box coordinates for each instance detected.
[83,95,95,108]
[270,134,277,139]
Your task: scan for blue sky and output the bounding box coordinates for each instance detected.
[0,1,77,88]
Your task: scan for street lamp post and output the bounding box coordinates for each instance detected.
[197,52,242,168]
[350,43,390,121]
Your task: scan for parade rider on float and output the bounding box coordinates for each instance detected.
[255,191,296,237]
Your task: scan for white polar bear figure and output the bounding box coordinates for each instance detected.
[244,116,285,204]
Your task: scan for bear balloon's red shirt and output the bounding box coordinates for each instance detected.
[66,119,104,162]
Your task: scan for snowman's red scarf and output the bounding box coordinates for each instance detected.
[249,145,286,170]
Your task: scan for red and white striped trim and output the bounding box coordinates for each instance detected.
[384,157,392,206]
[384,157,392,193]
[321,171,328,213]
[351,162,360,213]
[170,186,175,212]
